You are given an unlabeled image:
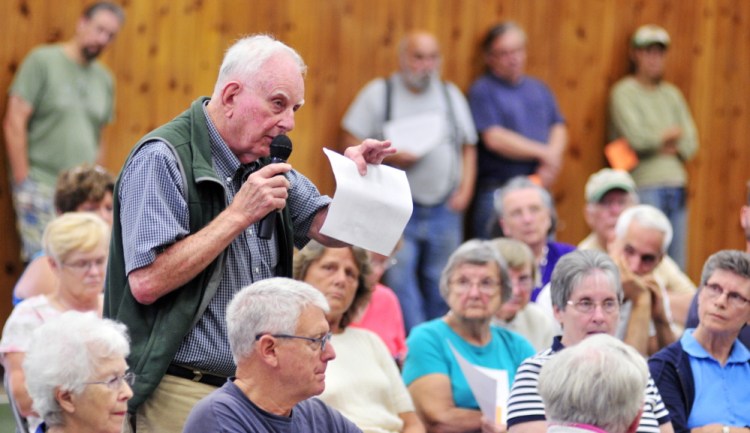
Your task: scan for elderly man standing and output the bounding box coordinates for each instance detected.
[468,21,567,238]
[506,250,673,433]
[105,34,393,432]
[609,25,699,270]
[183,278,361,433]
[341,31,478,331]
[538,334,649,433]
[494,176,575,302]
[610,205,678,356]
[579,168,695,329]
[3,1,125,261]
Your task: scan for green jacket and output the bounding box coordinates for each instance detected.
[104,97,294,412]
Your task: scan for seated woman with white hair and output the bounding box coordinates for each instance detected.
[0,212,109,426]
[23,311,133,433]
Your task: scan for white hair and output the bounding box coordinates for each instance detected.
[23,311,130,427]
[226,277,329,364]
[538,334,648,433]
[213,34,306,95]
[614,204,673,253]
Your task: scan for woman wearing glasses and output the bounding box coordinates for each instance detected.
[402,239,535,433]
[649,250,750,433]
[1,212,109,429]
[293,241,424,433]
[506,249,673,433]
[24,311,133,433]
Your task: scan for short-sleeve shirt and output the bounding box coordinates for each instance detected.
[468,74,564,185]
[10,45,114,186]
[118,103,330,376]
[507,336,670,433]
[318,327,413,433]
[342,74,477,205]
[402,318,535,410]
[0,295,61,354]
[682,329,750,428]
[182,379,362,433]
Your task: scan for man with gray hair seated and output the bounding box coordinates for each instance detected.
[182,277,361,433]
[610,204,678,356]
[538,333,649,433]
[579,168,695,331]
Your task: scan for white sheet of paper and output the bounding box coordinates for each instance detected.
[448,342,510,425]
[383,111,446,158]
[319,148,413,255]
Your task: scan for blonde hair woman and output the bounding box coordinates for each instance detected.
[1,212,109,427]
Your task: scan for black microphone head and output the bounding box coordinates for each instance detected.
[269,135,293,162]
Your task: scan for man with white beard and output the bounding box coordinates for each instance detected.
[340,31,478,332]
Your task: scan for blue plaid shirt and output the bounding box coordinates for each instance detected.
[119,102,330,376]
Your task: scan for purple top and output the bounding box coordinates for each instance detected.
[468,73,564,185]
[532,241,576,302]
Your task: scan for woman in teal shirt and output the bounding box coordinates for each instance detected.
[403,239,535,433]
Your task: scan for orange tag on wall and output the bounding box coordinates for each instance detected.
[604,138,638,171]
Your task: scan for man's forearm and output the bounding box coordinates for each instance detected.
[547,123,568,158]
[623,292,652,356]
[3,95,34,183]
[128,207,250,305]
[481,126,548,161]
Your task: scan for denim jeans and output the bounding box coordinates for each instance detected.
[637,186,687,270]
[383,202,462,333]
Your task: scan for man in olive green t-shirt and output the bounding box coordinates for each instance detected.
[3,2,124,261]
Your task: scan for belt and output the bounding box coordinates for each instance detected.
[166,364,227,387]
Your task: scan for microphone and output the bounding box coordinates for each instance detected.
[258,135,293,239]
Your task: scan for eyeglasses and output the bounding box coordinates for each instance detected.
[566,299,620,314]
[450,277,501,295]
[703,283,750,308]
[84,372,135,391]
[622,244,660,266]
[255,332,333,352]
[62,257,107,273]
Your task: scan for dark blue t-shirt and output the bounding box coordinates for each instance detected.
[182,379,362,433]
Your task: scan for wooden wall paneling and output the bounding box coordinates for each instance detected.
[2,0,750,324]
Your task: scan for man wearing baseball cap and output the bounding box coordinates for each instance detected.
[578,168,696,331]
[608,24,699,272]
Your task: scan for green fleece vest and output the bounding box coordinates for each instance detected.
[104,97,294,412]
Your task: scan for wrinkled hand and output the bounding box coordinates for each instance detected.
[448,188,472,212]
[660,126,682,155]
[229,163,291,226]
[344,139,396,175]
[481,418,507,433]
[538,146,563,170]
[535,162,559,188]
[644,277,669,323]
[612,252,649,302]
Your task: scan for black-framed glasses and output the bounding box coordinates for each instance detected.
[566,299,620,314]
[255,332,333,352]
[703,283,750,308]
[83,372,136,391]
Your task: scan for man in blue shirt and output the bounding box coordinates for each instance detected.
[468,21,567,238]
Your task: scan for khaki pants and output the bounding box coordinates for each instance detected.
[122,373,218,433]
